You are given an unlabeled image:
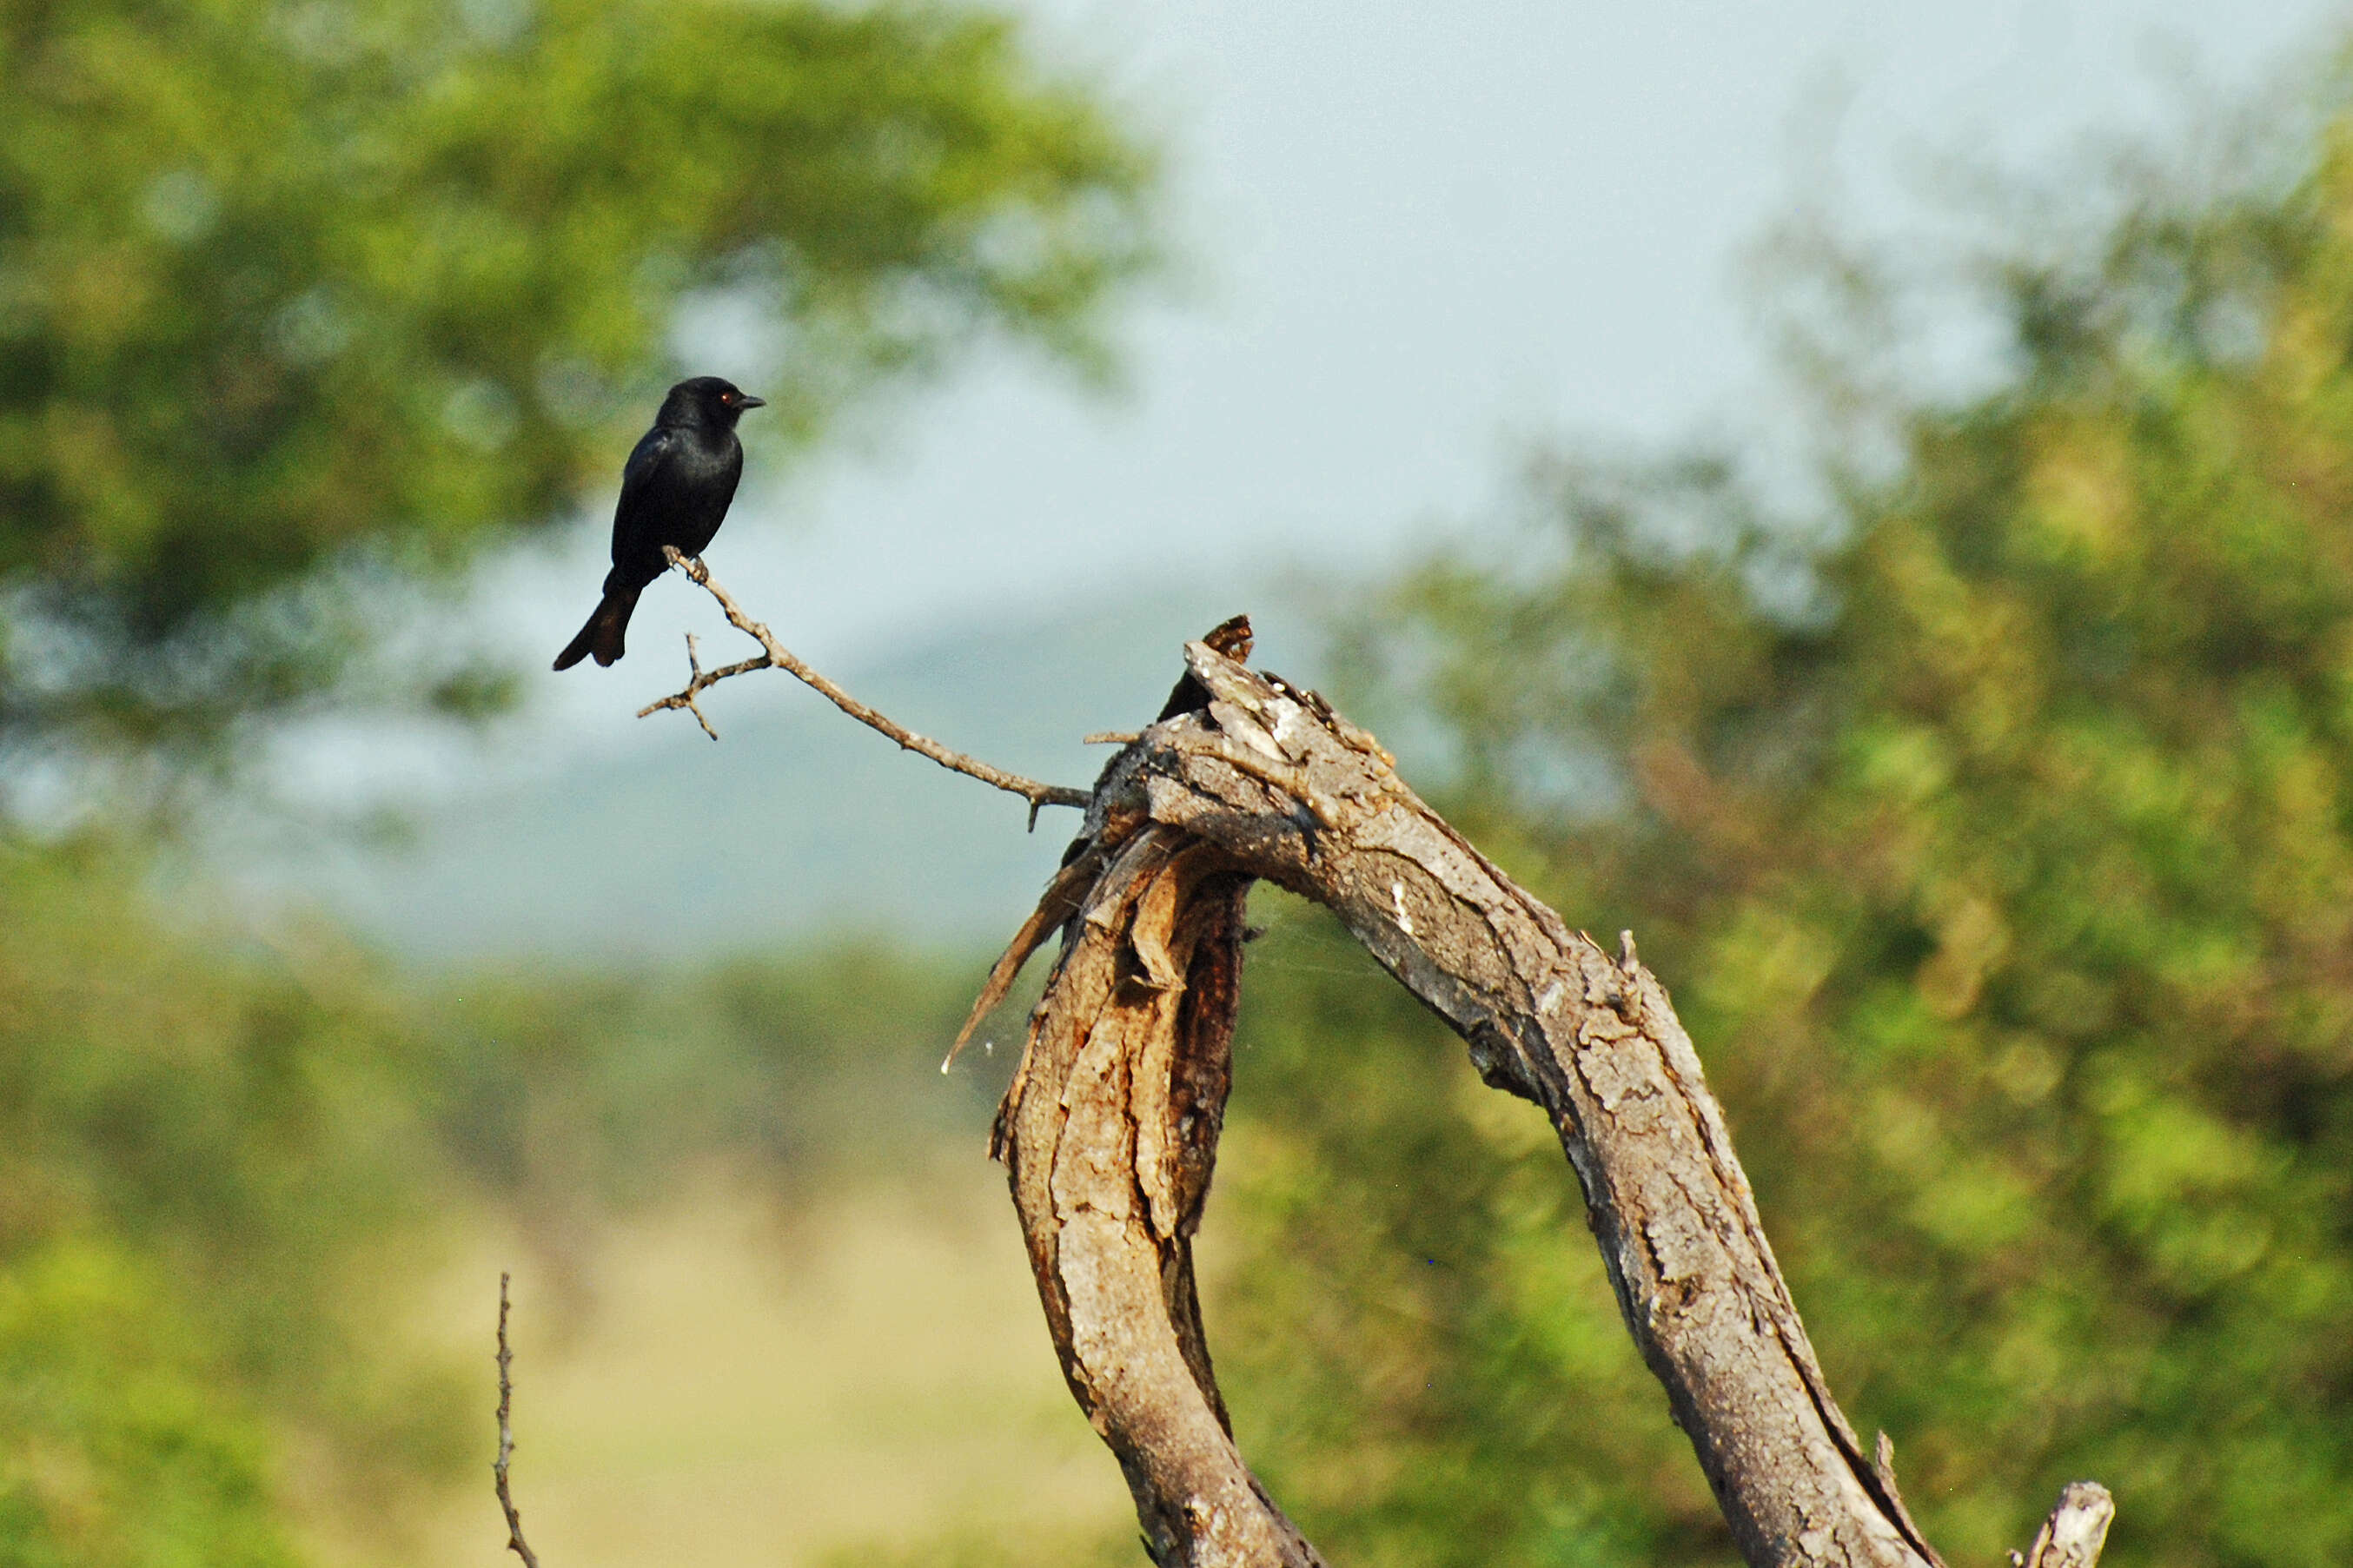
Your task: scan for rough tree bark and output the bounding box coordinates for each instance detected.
[960,624,2113,1568]
[632,570,2111,1568]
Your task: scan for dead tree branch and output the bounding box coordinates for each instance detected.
[494,1273,542,1568]
[972,625,2114,1568]
[638,548,1089,824]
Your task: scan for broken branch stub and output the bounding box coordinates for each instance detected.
[988,820,1316,1567]
[2011,1484,2116,1568]
[978,627,2116,1568]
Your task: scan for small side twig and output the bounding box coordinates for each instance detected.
[671,632,721,741]
[638,549,1088,827]
[494,1273,541,1568]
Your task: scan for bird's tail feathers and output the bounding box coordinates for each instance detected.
[552,584,642,671]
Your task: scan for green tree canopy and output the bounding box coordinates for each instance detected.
[0,839,461,1564]
[0,830,1011,1565]
[0,3,1154,1558]
[0,0,1151,774]
[1210,69,2353,1568]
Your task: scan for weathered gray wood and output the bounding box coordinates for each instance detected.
[982,631,2110,1568]
[990,824,1322,1567]
[2011,1483,2116,1568]
[587,563,2116,1568]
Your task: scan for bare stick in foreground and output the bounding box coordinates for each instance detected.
[494,1273,542,1568]
[968,625,2113,1568]
[637,548,1088,824]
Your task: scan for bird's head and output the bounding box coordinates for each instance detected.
[661,375,766,430]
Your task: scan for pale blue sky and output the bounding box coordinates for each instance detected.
[283,0,2350,802]
[235,0,2353,952]
[580,1,2342,653]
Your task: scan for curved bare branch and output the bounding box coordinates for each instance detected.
[640,549,1089,823]
[975,629,2111,1568]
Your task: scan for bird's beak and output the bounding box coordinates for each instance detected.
[737,394,766,410]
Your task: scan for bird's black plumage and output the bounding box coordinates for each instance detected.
[553,375,765,671]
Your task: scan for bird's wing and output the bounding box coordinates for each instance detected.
[615,425,679,515]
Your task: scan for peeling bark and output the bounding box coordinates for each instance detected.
[975,628,2111,1568]
[987,824,1317,1567]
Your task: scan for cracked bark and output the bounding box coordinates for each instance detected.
[970,626,2110,1568]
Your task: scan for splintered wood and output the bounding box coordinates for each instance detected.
[965,623,2111,1568]
[981,816,1313,1568]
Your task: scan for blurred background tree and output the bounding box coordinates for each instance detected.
[0,0,1151,799]
[0,0,1151,1559]
[9,2,2353,1566]
[0,843,461,1565]
[1207,70,2353,1568]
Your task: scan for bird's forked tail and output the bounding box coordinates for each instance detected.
[552,582,643,671]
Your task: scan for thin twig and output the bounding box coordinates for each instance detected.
[669,632,721,741]
[494,1273,541,1568]
[638,549,1089,827]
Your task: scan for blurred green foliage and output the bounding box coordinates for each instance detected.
[413,940,1004,1215]
[0,1241,297,1568]
[12,3,2353,1566]
[0,0,1151,772]
[0,2,1150,1547]
[0,832,1008,1565]
[0,839,461,1564]
[1225,72,2353,1568]
[0,0,1152,1556]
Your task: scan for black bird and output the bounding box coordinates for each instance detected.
[553,375,765,671]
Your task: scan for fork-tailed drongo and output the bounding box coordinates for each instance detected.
[553,375,765,671]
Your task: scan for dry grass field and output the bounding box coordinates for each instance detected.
[305,1167,1137,1567]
